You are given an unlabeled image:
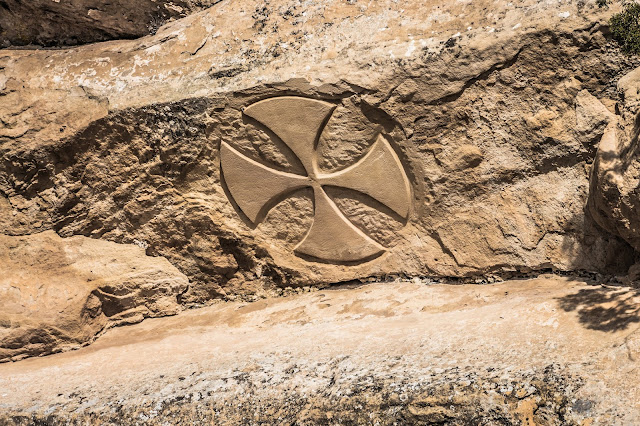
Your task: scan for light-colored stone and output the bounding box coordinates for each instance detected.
[588,64,640,267]
[0,231,189,362]
[1,0,640,422]
[1,0,639,302]
[0,276,638,424]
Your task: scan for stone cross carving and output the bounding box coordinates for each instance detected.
[221,96,411,263]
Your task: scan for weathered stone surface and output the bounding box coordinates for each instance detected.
[588,67,640,261]
[0,231,188,362]
[0,0,219,47]
[1,276,639,424]
[2,0,640,304]
[222,96,412,263]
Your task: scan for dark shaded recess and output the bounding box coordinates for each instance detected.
[0,0,220,48]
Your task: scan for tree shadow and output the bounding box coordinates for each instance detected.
[556,286,640,332]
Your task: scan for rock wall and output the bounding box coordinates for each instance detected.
[2,0,640,304]
[0,0,220,47]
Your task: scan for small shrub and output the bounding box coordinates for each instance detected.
[598,0,609,8]
[610,3,640,54]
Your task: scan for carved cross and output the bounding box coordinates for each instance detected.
[221,96,411,262]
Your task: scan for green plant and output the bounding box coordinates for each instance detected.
[610,3,640,54]
[597,0,609,8]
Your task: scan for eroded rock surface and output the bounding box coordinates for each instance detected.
[1,276,638,424]
[0,0,220,47]
[0,231,188,362]
[1,0,640,303]
[588,67,640,260]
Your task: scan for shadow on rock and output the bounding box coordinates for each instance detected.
[557,286,640,332]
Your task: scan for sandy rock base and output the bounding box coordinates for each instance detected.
[0,231,189,362]
[1,276,638,424]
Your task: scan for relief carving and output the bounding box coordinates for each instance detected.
[221,96,411,263]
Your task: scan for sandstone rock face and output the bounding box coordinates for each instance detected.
[0,0,219,47]
[1,0,640,304]
[0,231,188,362]
[588,67,640,255]
[1,276,639,424]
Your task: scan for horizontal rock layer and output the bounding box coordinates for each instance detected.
[0,276,638,424]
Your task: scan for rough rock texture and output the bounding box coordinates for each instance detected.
[588,66,640,258]
[0,0,220,47]
[0,231,189,362]
[1,276,639,424]
[2,0,640,304]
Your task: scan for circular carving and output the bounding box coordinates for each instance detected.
[221,96,411,263]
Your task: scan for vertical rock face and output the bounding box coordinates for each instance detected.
[588,67,640,255]
[1,0,640,304]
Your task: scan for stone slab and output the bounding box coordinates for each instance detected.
[0,276,639,424]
